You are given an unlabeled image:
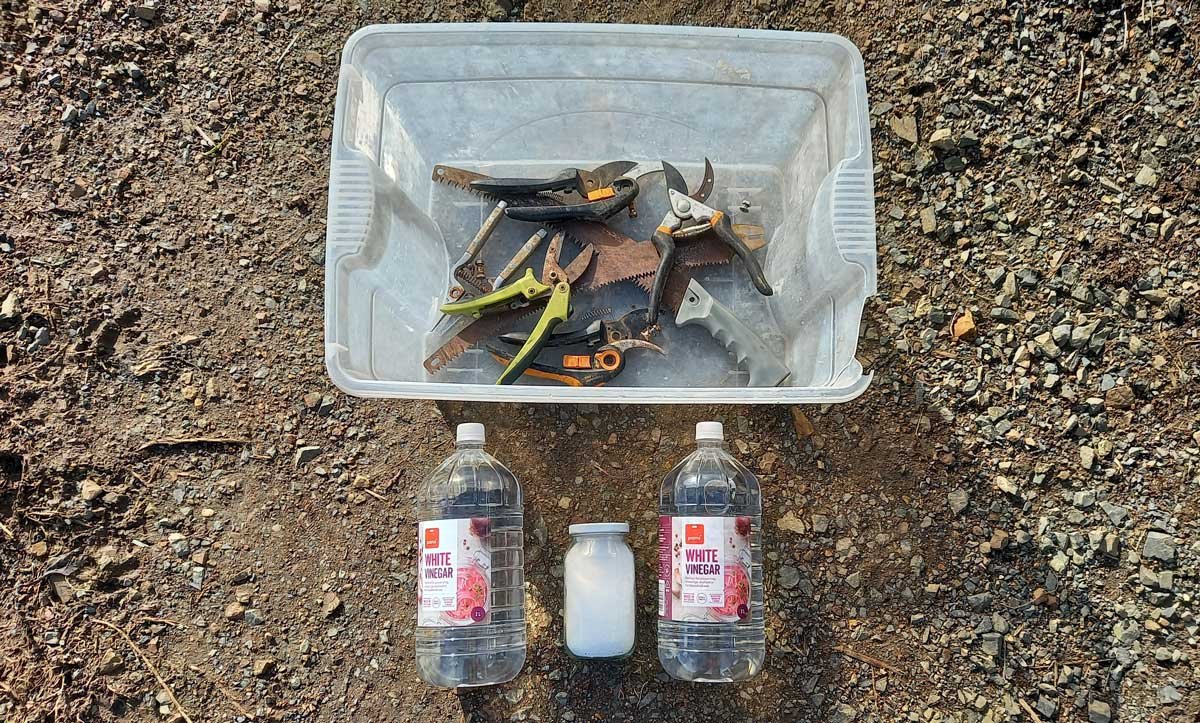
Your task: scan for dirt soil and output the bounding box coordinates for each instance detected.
[2,1,1198,722]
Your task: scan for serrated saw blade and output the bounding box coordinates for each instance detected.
[424,300,548,374]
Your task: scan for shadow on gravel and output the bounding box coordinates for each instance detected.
[431,399,951,719]
[431,383,1123,721]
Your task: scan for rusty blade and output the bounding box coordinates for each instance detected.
[635,266,692,314]
[631,236,755,312]
[569,229,661,291]
[433,165,563,207]
[574,234,748,293]
[432,165,488,195]
[562,243,595,283]
[424,301,547,374]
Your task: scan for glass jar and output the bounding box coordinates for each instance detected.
[564,522,635,660]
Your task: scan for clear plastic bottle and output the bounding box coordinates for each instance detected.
[657,421,764,682]
[414,423,525,687]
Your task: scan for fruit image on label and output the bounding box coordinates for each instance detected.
[448,565,490,623]
[659,515,752,623]
[417,518,492,628]
[714,564,750,620]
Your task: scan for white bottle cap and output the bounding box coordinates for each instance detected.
[695,421,724,441]
[456,423,485,444]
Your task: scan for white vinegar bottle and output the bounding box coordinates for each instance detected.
[657,421,764,682]
[414,423,525,687]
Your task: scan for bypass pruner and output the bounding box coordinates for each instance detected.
[647,160,773,324]
[438,232,595,385]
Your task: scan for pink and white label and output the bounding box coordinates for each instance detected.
[659,515,751,623]
[417,518,491,628]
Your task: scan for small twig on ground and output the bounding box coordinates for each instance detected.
[276,33,300,69]
[833,645,901,673]
[136,617,183,628]
[195,125,216,148]
[188,665,255,720]
[0,521,13,539]
[1018,698,1045,723]
[92,618,195,723]
[1076,50,1086,110]
[138,437,251,452]
[363,489,387,502]
[30,343,70,376]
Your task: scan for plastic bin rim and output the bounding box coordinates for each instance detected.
[340,22,865,73]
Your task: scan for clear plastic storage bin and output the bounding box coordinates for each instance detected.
[325,23,876,403]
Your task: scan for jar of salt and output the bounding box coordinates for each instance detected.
[564,522,635,660]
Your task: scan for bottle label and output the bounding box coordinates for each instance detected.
[417,518,492,628]
[658,515,751,623]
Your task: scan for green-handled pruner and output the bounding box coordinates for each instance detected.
[439,232,595,385]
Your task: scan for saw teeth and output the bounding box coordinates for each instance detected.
[578,306,613,322]
[578,270,654,294]
[424,303,545,375]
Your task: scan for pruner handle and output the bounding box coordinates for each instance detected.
[440,268,550,318]
[711,212,773,297]
[496,282,570,385]
[646,226,677,325]
[504,178,639,223]
[471,170,582,196]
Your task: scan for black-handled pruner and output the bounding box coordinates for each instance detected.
[647,160,772,324]
[471,161,673,224]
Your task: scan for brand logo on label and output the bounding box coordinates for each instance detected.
[685,523,705,545]
[424,527,440,549]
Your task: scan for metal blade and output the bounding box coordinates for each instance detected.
[604,339,666,356]
[662,161,689,195]
[587,160,638,187]
[603,308,654,344]
[433,164,490,192]
[542,230,565,280]
[433,165,562,207]
[562,244,595,284]
[635,267,693,314]
[424,300,547,374]
[497,305,614,347]
[691,158,716,203]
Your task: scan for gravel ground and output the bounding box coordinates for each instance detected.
[1,0,1198,721]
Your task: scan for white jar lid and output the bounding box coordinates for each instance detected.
[569,522,629,536]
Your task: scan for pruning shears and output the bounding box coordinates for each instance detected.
[496,308,658,349]
[647,160,773,324]
[489,308,664,386]
[487,339,664,387]
[439,232,595,385]
[472,161,692,224]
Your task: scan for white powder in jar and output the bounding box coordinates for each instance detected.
[564,523,635,659]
